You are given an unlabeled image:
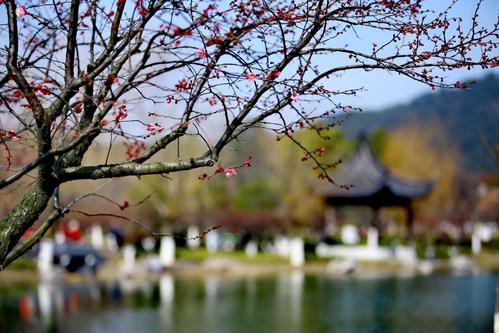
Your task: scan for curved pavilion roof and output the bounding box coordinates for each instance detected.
[325,140,433,208]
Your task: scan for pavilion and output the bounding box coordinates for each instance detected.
[324,136,433,241]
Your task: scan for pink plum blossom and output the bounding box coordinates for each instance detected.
[290,92,300,101]
[214,165,224,174]
[145,123,164,134]
[245,72,257,81]
[6,130,21,141]
[195,48,207,58]
[224,167,237,178]
[114,104,128,122]
[16,6,27,17]
[267,70,281,80]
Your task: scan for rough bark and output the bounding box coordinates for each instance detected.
[0,183,54,269]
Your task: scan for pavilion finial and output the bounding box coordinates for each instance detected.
[357,131,369,151]
[358,131,368,143]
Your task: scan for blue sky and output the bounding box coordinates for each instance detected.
[334,0,499,111]
[1,0,496,113]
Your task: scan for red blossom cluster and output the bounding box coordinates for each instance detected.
[207,97,217,106]
[34,84,50,96]
[73,103,83,114]
[81,3,94,19]
[15,6,27,17]
[114,103,128,123]
[453,81,468,89]
[124,141,146,160]
[276,8,299,25]
[175,79,193,91]
[266,70,281,80]
[173,27,193,36]
[195,48,207,59]
[145,123,164,134]
[198,157,252,180]
[245,72,257,81]
[12,90,22,98]
[105,74,118,85]
[301,147,326,162]
[206,36,223,46]
[0,129,21,142]
[119,200,129,211]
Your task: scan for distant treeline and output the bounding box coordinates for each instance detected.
[340,74,499,172]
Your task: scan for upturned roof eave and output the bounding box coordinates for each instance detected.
[325,140,434,204]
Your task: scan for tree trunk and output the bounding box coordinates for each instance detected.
[406,205,414,244]
[0,183,53,269]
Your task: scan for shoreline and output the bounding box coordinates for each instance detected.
[2,253,499,287]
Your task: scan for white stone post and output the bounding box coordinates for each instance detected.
[141,237,156,252]
[160,236,175,267]
[205,230,219,253]
[275,236,291,258]
[106,233,119,253]
[90,224,104,249]
[54,231,65,244]
[289,237,305,267]
[245,241,258,257]
[38,240,54,277]
[122,245,136,271]
[367,227,379,248]
[472,231,481,254]
[341,225,359,245]
[187,225,200,248]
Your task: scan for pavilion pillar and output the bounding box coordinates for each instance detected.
[371,207,382,234]
[323,207,338,238]
[406,205,414,244]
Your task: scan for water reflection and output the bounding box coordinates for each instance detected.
[159,274,174,330]
[275,270,304,332]
[37,282,54,329]
[0,272,497,333]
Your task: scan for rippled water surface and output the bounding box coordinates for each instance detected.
[1,272,497,333]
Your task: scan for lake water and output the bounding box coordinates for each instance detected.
[0,272,497,333]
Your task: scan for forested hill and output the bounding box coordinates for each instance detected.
[342,74,499,172]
